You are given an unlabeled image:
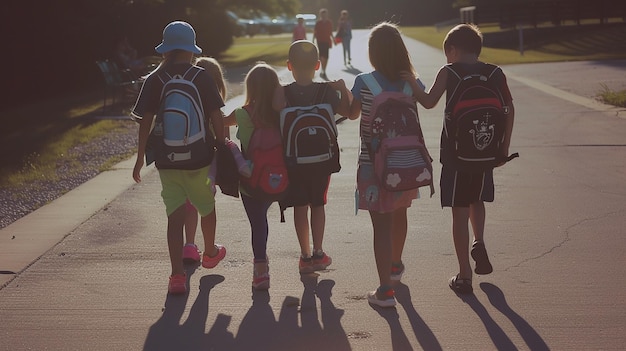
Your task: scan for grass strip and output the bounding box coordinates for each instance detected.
[597,84,626,107]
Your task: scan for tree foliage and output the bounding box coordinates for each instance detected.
[1,0,458,110]
[298,0,458,28]
[218,0,300,16]
[1,0,303,110]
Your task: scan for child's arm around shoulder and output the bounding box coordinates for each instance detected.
[408,66,448,109]
[223,109,237,127]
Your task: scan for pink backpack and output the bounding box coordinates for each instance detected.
[239,107,289,202]
[362,74,434,196]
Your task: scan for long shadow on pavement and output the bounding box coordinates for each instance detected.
[236,275,351,350]
[395,283,442,351]
[341,65,364,76]
[480,282,550,351]
[372,283,442,351]
[144,272,350,351]
[458,283,549,350]
[143,272,231,351]
[459,291,517,350]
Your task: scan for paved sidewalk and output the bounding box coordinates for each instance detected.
[1,31,625,350]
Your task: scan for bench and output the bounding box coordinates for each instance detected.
[95,60,141,112]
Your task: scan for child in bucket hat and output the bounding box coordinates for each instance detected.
[131,20,227,295]
[155,21,203,54]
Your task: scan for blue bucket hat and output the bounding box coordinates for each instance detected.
[155,21,202,54]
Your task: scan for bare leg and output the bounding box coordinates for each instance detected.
[391,207,408,263]
[167,205,186,276]
[294,205,311,257]
[200,209,218,257]
[370,211,393,288]
[184,204,198,245]
[469,201,486,243]
[451,207,472,280]
[320,57,328,74]
[310,205,326,252]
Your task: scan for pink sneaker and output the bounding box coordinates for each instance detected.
[312,251,332,271]
[182,243,200,264]
[168,274,187,295]
[253,259,270,290]
[253,271,270,290]
[202,245,226,269]
[299,256,315,274]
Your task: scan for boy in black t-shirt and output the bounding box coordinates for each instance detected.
[412,24,515,294]
[273,40,352,273]
[131,21,227,295]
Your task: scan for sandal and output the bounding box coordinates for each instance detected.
[449,274,473,294]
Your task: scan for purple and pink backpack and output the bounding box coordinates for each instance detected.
[362,73,434,196]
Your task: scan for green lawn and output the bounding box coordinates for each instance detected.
[219,34,292,67]
[401,23,626,65]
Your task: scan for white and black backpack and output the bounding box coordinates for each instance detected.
[150,66,215,169]
[279,83,341,175]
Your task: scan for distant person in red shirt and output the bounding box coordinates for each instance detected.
[292,16,307,41]
[312,8,334,80]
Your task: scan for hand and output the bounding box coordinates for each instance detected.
[327,78,346,90]
[133,158,144,183]
[399,70,417,83]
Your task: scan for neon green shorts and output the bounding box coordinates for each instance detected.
[158,166,215,217]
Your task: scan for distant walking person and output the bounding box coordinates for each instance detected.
[336,10,353,66]
[312,8,334,80]
[292,15,307,41]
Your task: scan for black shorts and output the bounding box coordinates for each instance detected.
[440,166,494,208]
[317,42,330,59]
[281,172,330,208]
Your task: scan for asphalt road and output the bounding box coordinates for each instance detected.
[1,29,625,350]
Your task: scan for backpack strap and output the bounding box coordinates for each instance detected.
[362,73,413,96]
[361,73,382,96]
[182,65,203,82]
[156,65,202,83]
[242,105,259,128]
[444,62,507,112]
